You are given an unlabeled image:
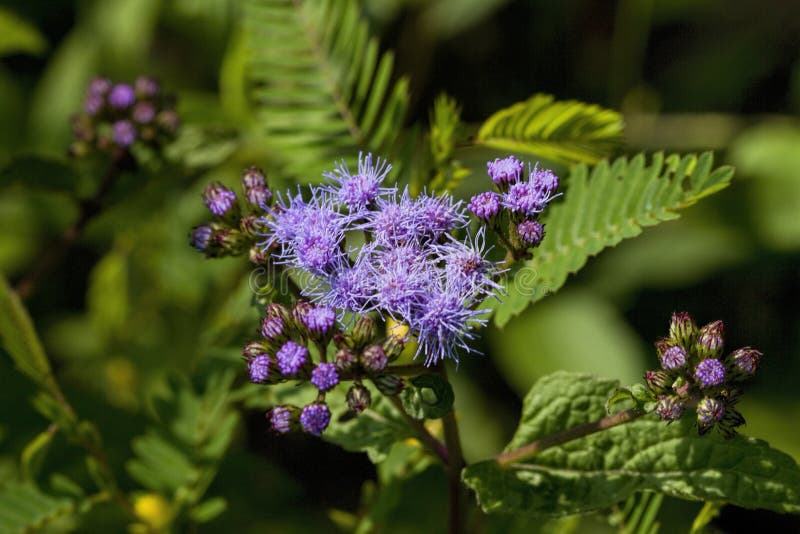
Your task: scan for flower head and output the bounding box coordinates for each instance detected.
[516,220,544,247]
[261,315,284,340]
[248,355,272,383]
[697,397,725,429]
[660,345,688,370]
[203,183,237,217]
[134,76,159,98]
[655,396,684,421]
[190,225,214,252]
[468,191,500,220]
[276,340,309,376]
[310,362,339,391]
[109,83,136,109]
[323,152,393,212]
[242,167,272,208]
[300,403,331,435]
[112,120,136,147]
[487,156,524,185]
[729,347,762,376]
[302,306,336,336]
[413,291,486,365]
[696,320,725,357]
[132,102,156,124]
[268,405,293,434]
[695,358,725,387]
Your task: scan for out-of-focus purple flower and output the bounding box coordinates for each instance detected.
[310,362,339,391]
[84,94,104,116]
[300,403,331,435]
[468,191,500,220]
[695,358,725,387]
[276,340,309,375]
[269,405,293,434]
[302,306,336,335]
[242,167,271,208]
[108,83,136,109]
[324,152,393,212]
[660,345,688,370]
[190,225,214,251]
[517,220,544,247]
[112,120,137,147]
[487,156,524,186]
[132,102,156,124]
[203,183,238,217]
[134,76,160,98]
[248,355,272,383]
[88,77,112,96]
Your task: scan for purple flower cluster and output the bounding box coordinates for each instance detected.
[645,312,763,438]
[70,76,178,157]
[263,152,501,365]
[469,155,560,252]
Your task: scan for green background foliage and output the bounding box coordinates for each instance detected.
[1,0,799,532]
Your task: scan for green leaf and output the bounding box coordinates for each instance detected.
[475,94,624,166]
[494,152,735,326]
[0,276,58,393]
[400,374,455,420]
[463,372,800,517]
[0,156,79,193]
[243,0,410,179]
[189,496,228,523]
[0,8,47,57]
[21,430,54,482]
[0,482,74,534]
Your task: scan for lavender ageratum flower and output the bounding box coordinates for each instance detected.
[411,192,467,239]
[190,225,214,251]
[697,397,725,428]
[531,167,559,193]
[695,358,725,387]
[108,83,136,109]
[413,291,487,365]
[248,355,272,383]
[269,405,293,434]
[112,120,137,147]
[655,396,684,421]
[360,189,419,246]
[729,347,762,376]
[276,340,309,375]
[203,183,237,217]
[468,192,500,220]
[435,229,502,298]
[261,315,284,340]
[310,363,339,391]
[517,220,544,247]
[364,244,430,318]
[660,345,688,370]
[323,152,393,212]
[132,102,156,124]
[300,403,331,435]
[487,156,524,185]
[302,306,336,335]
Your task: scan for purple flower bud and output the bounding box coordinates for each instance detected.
[112,120,137,147]
[660,345,688,370]
[382,335,404,362]
[302,306,336,336]
[242,167,272,208]
[242,340,270,359]
[88,77,112,96]
[261,315,284,340]
[248,354,272,383]
[697,397,725,431]
[134,76,160,98]
[669,311,697,347]
[311,362,339,392]
[266,303,292,325]
[487,156,524,186]
[203,182,238,217]
[334,348,357,372]
[729,347,762,376]
[655,396,684,421]
[517,220,544,246]
[468,192,501,220]
[696,320,725,358]
[276,340,309,376]
[300,403,331,435]
[645,370,671,394]
[268,405,294,434]
[531,168,559,192]
[108,83,136,109]
[695,358,725,387]
[346,384,371,414]
[292,301,312,328]
[351,316,378,348]
[84,94,104,116]
[190,225,213,251]
[132,102,156,124]
[362,345,387,373]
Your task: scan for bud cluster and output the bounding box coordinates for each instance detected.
[646,312,762,438]
[190,167,273,260]
[468,155,559,258]
[70,76,178,158]
[245,302,408,436]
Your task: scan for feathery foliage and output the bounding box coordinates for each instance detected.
[0,482,74,533]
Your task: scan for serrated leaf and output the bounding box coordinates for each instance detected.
[243,0,409,179]
[475,94,624,166]
[0,276,58,393]
[400,374,455,420]
[494,152,735,326]
[0,482,74,534]
[463,372,800,516]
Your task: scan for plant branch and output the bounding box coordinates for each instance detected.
[387,395,449,465]
[495,407,646,467]
[15,153,124,300]
[439,364,466,534]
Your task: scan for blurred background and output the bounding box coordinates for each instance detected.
[0,0,799,532]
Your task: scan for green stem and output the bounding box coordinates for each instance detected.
[387,396,449,464]
[496,407,645,467]
[439,364,466,534]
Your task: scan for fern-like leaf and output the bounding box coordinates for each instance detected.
[0,482,74,533]
[475,94,625,166]
[494,152,734,326]
[243,0,409,179]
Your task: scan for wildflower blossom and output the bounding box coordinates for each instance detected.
[269,406,293,434]
[302,306,336,335]
[276,341,309,376]
[487,156,524,186]
[300,403,331,435]
[310,363,339,391]
[323,152,393,212]
[660,345,688,370]
[468,191,500,220]
[203,183,237,217]
[655,396,684,421]
[695,358,725,387]
[516,220,544,246]
[248,355,272,383]
[109,83,136,108]
[112,120,137,147]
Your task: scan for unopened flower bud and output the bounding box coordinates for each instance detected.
[248,354,273,383]
[190,225,214,252]
[302,306,336,338]
[242,166,272,209]
[249,246,269,265]
[352,315,378,349]
[346,384,372,414]
[654,396,684,421]
[134,76,160,98]
[132,101,156,124]
[310,362,339,392]
[210,228,247,256]
[362,345,387,373]
[695,320,725,358]
[261,315,285,342]
[266,303,292,325]
[267,405,298,434]
[696,397,725,434]
[242,340,271,360]
[276,340,309,376]
[487,156,524,188]
[645,370,671,394]
[334,348,357,372]
[156,110,179,134]
[373,374,405,396]
[669,311,697,347]
[728,347,762,377]
[660,345,688,371]
[203,182,238,218]
[695,358,725,388]
[468,192,501,220]
[300,403,331,435]
[382,335,404,362]
[112,120,137,147]
[292,301,312,331]
[516,220,544,247]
